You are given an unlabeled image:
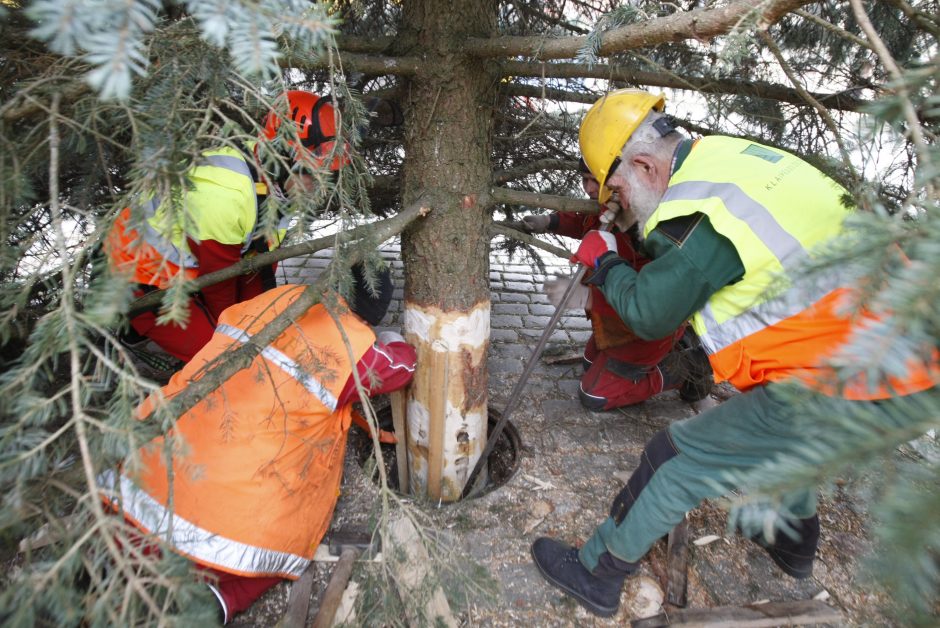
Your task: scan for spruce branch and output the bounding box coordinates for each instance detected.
[490,223,573,261]
[850,0,936,200]
[493,158,578,184]
[138,199,430,425]
[462,0,813,60]
[283,51,422,77]
[499,60,872,112]
[127,210,411,317]
[502,83,599,105]
[45,91,165,619]
[489,186,599,214]
[757,29,861,186]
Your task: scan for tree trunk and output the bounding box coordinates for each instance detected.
[398,0,497,501]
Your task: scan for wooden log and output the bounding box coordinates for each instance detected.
[630,599,841,628]
[281,562,318,628]
[389,390,410,494]
[311,547,361,628]
[665,518,690,608]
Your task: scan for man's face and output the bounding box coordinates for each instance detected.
[581,174,600,201]
[284,173,317,194]
[605,156,668,239]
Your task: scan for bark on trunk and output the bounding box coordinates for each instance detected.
[398,0,497,501]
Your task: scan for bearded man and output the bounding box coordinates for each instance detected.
[529,89,939,618]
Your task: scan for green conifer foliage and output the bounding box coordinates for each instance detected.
[1,0,938,624]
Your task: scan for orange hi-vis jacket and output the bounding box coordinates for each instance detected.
[646,136,938,400]
[100,286,375,579]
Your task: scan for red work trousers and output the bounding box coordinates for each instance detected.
[201,567,281,624]
[579,325,686,411]
[116,527,281,624]
[129,291,216,363]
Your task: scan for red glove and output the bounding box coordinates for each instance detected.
[571,230,618,268]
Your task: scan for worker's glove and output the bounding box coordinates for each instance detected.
[520,214,552,234]
[377,330,407,345]
[543,275,590,311]
[572,230,619,268]
[599,200,637,232]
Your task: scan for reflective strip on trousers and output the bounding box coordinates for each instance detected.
[216,323,339,411]
[99,469,309,578]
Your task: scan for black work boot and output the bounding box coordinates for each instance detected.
[530,538,634,617]
[748,514,819,579]
[678,343,713,402]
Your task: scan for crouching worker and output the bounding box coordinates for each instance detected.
[530,89,939,618]
[99,283,416,623]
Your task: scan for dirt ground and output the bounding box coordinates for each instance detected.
[233,367,892,628]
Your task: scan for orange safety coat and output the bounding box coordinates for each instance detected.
[647,136,938,400]
[100,285,375,579]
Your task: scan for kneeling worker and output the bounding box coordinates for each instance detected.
[519,158,711,409]
[100,282,416,623]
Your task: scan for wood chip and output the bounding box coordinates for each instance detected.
[692,535,721,546]
[522,473,555,490]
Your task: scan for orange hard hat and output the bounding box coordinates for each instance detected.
[263,90,350,171]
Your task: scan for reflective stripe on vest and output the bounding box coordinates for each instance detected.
[662,181,805,266]
[134,151,258,265]
[647,136,860,393]
[661,178,850,354]
[695,264,845,355]
[100,469,309,577]
[102,288,376,578]
[133,197,198,270]
[216,323,339,411]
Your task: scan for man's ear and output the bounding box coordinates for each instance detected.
[632,154,670,190]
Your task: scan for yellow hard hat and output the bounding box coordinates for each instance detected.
[579,89,665,203]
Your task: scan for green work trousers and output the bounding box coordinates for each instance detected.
[579,383,930,570]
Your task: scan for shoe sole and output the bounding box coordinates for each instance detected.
[530,546,619,618]
[765,547,814,579]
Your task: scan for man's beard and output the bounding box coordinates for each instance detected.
[624,169,664,241]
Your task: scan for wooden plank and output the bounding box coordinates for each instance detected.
[281,562,317,628]
[311,547,360,628]
[389,389,410,494]
[425,350,448,501]
[631,599,841,628]
[665,518,689,608]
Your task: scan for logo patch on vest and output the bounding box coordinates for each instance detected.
[741,144,783,163]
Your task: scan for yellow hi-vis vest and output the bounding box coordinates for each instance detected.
[646,136,937,399]
[100,286,375,578]
[108,147,283,287]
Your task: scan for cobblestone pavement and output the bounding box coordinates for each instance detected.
[233,240,878,627]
